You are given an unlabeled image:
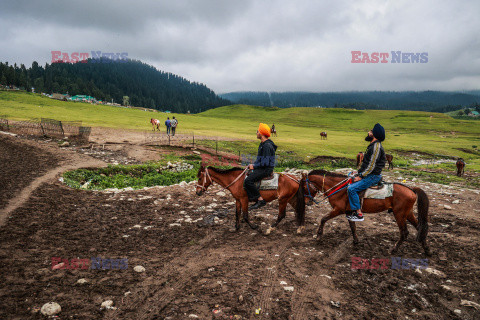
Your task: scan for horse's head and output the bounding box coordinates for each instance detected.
[196,165,213,196]
[301,173,319,206]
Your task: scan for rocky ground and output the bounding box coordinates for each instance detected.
[0,132,479,319]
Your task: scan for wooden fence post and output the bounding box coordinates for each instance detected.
[59,121,65,138]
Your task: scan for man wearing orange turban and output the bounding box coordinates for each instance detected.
[244,123,277,210]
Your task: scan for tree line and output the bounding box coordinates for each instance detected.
[220,91,480,112]
[0,59,231,113]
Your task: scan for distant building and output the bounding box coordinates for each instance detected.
[69,95,97,103]
[51,93,70,101]
[471,111,480,117]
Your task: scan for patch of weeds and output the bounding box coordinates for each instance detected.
[63,160,200,190]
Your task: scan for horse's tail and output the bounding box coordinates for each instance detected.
[295,176,306,226]
[413,187,429,243]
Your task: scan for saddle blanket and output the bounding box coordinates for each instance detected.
[254,173,279,190]
[364,183,393,199]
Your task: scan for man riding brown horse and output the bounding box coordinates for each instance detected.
[456,158,466,177]
[244,123,277,210]
[347,123,386,221]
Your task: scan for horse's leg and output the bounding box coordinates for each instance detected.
[271,197,288,228]
[241,198,258,230]
[391,211,409,254]
[316,207,342,239]
[406,209,418,229]
[348,221,359,244]
[235,199,241,231]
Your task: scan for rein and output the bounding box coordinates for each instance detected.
[197,167,248,193]
[305,174,353,204]
[197,168,302,193]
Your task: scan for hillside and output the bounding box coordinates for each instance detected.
[220,91,480,111]
[0,60,230,113]
[1,91,479,169]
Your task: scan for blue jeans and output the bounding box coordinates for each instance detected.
[166,127,171,135]
[347,174,382,211]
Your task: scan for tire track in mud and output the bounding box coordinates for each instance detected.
[291,240,349,320]
[0,158,105,226]
[257,242,289,319]
[105,231,218,320]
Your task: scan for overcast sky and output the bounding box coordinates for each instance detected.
[1,0,479,93]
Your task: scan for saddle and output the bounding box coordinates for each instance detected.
[359,180,393,200]
[252,173,279,190]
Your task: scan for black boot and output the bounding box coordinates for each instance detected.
[249,199,267,210]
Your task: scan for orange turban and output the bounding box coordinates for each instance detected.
[258,123,271,137]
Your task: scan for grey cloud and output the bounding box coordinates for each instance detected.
[0,0,479,93]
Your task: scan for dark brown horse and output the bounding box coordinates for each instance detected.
[303,170,430,255]
[320,132,327,140]
[456,158,465,177]
[386,154,393,170]
[271,124,277,137]
[356,152,364,168]
[195,166,306,233]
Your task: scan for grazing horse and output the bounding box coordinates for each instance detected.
[320,132,327,140]
[303,170,430,255]
[456,158,465,177]
[386,154,394,170]
[195,166,306,233]
[150,118,160,131]
[271,124,277,137]
[356,152,364,168]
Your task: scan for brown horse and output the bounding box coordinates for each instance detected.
[356,152,364,168]
[303,170,430,255]
[320,132,327,140]
[456,158,465,177]
[386,154,393,170]
[270,124,277,137]
[150,118,160,131]
[195,166,306,233]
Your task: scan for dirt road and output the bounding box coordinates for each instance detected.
[0,133,479,319]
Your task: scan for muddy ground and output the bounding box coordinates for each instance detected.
[0,132,480,319]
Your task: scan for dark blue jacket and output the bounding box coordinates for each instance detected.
[253,139,277,169]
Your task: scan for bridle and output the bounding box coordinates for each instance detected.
[196,167,214,192]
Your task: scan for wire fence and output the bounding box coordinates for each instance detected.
[0,116,91,142]
[0,115,307,167]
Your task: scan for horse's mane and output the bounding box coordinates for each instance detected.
[197,166,244,177]
[308,169,346,178]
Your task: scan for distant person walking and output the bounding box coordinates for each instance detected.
[171,116,178,136]
[165,117,171,135]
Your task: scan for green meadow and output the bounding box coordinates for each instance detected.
[1,91,479,172]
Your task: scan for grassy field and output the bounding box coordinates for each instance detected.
[1,90,480,171]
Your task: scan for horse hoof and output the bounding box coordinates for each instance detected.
[296,226,305,234]
[424,247,432,256]
[265,227,275,235]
